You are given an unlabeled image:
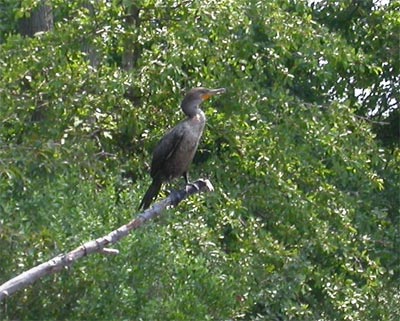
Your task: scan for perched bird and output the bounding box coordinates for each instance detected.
[138,87,226,210]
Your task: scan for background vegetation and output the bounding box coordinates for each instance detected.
[0,0,399,320]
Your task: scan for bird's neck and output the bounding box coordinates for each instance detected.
[188,109,206,124]
[181,98,203,118]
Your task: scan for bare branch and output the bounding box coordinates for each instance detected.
[354,114,390,125]
[0,179,214,301]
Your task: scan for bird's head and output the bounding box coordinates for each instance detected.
[181,87,226,117]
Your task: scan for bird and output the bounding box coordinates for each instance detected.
[138,87,226,210]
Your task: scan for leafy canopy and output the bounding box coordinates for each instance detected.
[0,0,399,320]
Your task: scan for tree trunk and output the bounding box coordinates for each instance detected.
[18,0,53,37]
[122,4,141,71]
[81,1,101,68]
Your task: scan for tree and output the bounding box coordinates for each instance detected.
[311,0,400,144]
[0,0,398,320]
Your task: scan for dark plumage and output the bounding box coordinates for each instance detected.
[138,87,226,210]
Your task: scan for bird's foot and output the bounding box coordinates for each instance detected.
[185,182,200,193]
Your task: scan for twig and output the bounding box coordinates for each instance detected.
[354,114,389,125]
[0,179,214,301]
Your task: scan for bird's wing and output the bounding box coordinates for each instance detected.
[150,125,185,178]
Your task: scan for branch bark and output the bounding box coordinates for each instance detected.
[0,179,214,301]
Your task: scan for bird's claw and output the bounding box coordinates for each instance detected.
[185,182,200,193]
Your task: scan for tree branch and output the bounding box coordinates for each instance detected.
[0,179,214,301]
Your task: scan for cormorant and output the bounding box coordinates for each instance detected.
[138,87,226,210]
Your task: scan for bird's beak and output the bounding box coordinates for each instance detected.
[202,88,226,100]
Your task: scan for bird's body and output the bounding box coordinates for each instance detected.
[151,110,205,179]
[139,87,225,210]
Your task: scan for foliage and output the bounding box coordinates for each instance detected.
[0,0,398,320]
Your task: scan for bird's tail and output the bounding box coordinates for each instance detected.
[138,179,162,210]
